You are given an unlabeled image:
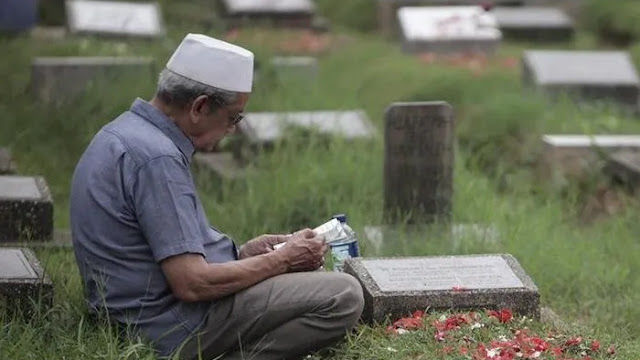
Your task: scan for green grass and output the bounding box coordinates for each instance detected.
[1,2,640,359]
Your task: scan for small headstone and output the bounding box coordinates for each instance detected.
[31,57,155,104]
[344,254,539,324]
[222,0,315,28]
[193,152,246,181]
[0,248,54,314]
[271,56,318,82]
[540,135,640,181]
[0,176,53,242]
[65,0,164,38]
[605,151,640,192]
[492,7,574,41]
[0,148,16,175]
[397,6,502,54]
[238,110,377,145]
[378,0,524,37]
[522,51,640,108]
[384,102,454,224]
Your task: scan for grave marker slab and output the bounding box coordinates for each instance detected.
[522,51,640,108]
[193,152,246,181]
[222,0,315,28]
[384,102,453,224]
[0,148,16,175]
[605,150,640,191]
[0,176,53,242]
[398,6,502,54]
[540,135,640,181]
[271,56,318,82]
[238,110,376,145]
[0,248,54,314]
[66,0,164,38]
[31,57,155,104]
[378,0,524,37]
[344,254,539,324]
[492,7,574,41]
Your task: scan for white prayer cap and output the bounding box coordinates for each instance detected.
[166,33,254,93]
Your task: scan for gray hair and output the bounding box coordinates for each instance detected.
[156,68,237,111]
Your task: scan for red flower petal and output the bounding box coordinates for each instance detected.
[590,340,600,352]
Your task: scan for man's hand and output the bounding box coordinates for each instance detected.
[277,228,328,272]
[239,234,289,259]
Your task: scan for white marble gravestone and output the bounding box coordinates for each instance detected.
[238,110,377,145]
[344,254,539,323]
[66,0,164,37]
[0,249,38,279]
[492,7,573,41]
[222,0,315,14]
[398,6,502,54]
[522,51,640,108]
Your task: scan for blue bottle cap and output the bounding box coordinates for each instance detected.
[332,214,347,223]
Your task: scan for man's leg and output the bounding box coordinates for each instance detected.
[179,271,364,360]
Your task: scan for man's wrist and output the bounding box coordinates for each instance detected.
[264,250,289,274]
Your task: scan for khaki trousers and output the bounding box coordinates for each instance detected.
[178,271,365,360]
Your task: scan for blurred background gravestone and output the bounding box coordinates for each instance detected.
[0,248,54,316]
[398,6,502,55]
[491,7,574,42]
[0,176,53,243]
[220,0,317,29]
[65,0,165,38]
[31,57,156,105]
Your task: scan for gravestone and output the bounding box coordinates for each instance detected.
[384,102,453,224]
[221,0,315,28]
[31,57,155,104]
[397,6,502,54]
[492,7,574,41]
[66,0,164,38]
[0,248,54,314]
[540,135,640,182]
[193,152,246,181]
[0,148,16,175]
[0,176,53,242]
[378,0,523,37]
[271,56,318,82]
[344,254,539,324]
[522,51,640,109]
[605,151,640,192]
[238,110,377,146]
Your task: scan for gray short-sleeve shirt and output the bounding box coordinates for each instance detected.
[70,99,238,357]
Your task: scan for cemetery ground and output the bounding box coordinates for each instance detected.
[2,6,640,360]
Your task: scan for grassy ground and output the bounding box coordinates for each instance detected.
[1,1,640,359]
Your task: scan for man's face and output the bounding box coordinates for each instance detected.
[189,93,249,152]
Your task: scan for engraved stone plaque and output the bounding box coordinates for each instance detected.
[384,102,454,224]
[365,256,523,292]
[0,176,41,199]
[0,249,38,279]
[66,0,164,37]
[344,254,540,323]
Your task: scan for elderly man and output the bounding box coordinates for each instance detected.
[70,33,364,360]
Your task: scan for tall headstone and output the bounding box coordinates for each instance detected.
[66,0,165,38]
[344,254,540,324]
[221,0,316,28]
[0,148,16,175]
[492,7,574,42]
[0,248,54,314]
[31,57,155,104]
[522,51,640,109]
[384,102,454,224]
[398,6,502,55]
[0,176,53,242]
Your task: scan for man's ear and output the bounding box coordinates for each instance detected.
[190,95,210,122]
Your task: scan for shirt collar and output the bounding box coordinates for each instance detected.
[129,98,195,161]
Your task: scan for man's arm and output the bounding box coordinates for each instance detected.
[161,251,287,302]
[162,230,327,302]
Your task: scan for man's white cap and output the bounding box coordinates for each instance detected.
[166,33,254,93]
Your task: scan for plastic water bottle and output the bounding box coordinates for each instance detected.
[329,214,360,272]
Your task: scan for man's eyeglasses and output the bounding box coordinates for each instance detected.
[211,95,244,126]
